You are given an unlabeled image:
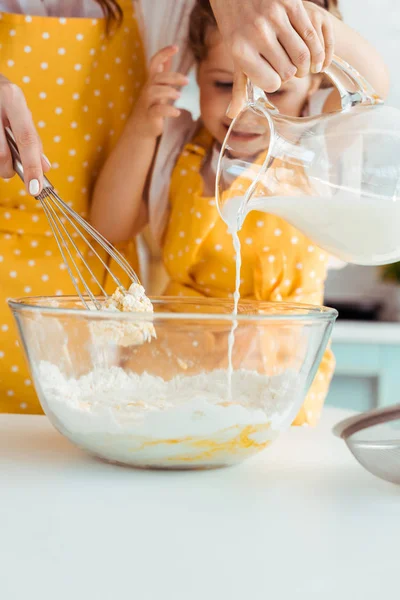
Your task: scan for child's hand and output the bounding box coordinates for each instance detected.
[303,1,335,71]
[131,46,189,138]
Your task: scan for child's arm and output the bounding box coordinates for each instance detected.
[90,46,189,243]
[303,2,390,111]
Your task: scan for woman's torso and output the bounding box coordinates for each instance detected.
[0,1,104,17]
[0,0,146,412]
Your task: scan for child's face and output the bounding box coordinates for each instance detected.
[197,30,320,151]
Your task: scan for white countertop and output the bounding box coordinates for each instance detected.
[1,408,399,600]
[332,320,400,344]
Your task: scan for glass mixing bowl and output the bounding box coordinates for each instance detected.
[9,296,337,469]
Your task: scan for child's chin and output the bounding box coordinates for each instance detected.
[212,127,269,161]
[228,140,268,160]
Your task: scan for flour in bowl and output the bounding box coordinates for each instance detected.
[37,361,302,468]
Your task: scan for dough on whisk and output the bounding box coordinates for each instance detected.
[104,283,153,313]
[91,283,156,346]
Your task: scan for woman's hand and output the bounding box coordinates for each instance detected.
[0,75,50,194]
[210,0,330,116]
[303,1,334,68]
[130,46,189,139]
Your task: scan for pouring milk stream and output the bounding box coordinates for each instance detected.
[217,57,400,390]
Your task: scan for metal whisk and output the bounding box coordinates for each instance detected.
[5,127,140,310]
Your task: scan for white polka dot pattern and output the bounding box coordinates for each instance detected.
[163,127,335,427]
[0,3,146,414]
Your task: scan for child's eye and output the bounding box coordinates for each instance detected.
[214,81,233,89]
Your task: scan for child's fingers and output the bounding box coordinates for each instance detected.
[149,105,181,119]
[163,55,173,74]
[153,72,190,87]
[321,20,335,70]
[148,85,181,105]
[148,45,179,79]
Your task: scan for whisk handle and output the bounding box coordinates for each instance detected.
[5,127,24,182]
[5,127,53,192]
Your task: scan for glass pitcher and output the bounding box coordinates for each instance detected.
[216,56,400,266]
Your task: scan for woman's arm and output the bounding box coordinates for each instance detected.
[90,46,188,243]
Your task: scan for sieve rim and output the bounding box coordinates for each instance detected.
[333,404,400,441]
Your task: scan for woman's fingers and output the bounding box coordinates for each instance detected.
[275,13,311,78]
[227,69,247,118]
[263,39,297,83]
[1,82,43,194]
[252,11,300,80]
[321,18,335,70]
[231,36,282,93]
[212,0,325,93]
[286,1,325,73]
[0,122,15,179]
[36,136,51,173]
[41,153,52,173]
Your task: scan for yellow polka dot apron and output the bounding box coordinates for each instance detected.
[162,127,335,427]
[0,1,146,414]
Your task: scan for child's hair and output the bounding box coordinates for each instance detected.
[189,0,342,62]
[95,0,123,29]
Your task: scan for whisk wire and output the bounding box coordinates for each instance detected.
[42,188,139,284]
[5,126,140,310]
[41,189,122,293]
[40,194,104,309]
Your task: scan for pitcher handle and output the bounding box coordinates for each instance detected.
[326,56,383,109]
[247,54,383,113]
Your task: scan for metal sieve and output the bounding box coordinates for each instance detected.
[333,404,400,485]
